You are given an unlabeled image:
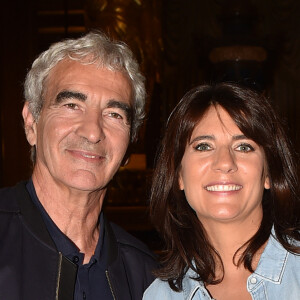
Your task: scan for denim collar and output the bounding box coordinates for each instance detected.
[252,232,288,283]
[181,229,294,299]
[181,268,203,300]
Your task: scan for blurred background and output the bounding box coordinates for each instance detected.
[1,0,299,250]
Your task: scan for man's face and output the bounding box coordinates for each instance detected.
[24,59,132,192]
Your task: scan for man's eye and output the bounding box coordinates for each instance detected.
[109,112,123,119]
[236,143,254,152]
[64,103,78,109]
[195,143,212,151]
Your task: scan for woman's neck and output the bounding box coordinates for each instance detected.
[202,220,267,300]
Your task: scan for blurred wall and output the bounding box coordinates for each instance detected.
[0,0,299,187]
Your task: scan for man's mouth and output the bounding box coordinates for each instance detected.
[205,184,242,192]
[68,150,104,161]
[81,153,98,159]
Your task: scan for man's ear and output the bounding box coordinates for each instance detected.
[122,157,130,166]
[121,143,132,167]
[22,102,37,146]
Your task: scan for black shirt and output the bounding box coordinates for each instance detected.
[26,180,114,300]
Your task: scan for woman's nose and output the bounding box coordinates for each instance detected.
[212,147,238,173]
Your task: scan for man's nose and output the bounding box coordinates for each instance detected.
[76,111,105,144]
[212,147,238,173]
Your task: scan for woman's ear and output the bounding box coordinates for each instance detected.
[178,171,184,191]
[22,102,37,146]
[264,175,270,190]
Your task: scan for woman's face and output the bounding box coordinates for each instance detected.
[178,105,270,226]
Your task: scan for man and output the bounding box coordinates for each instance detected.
[0,31,157,300]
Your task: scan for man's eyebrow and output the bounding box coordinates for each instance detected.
[56,90,87,103]
[107,99,132,122]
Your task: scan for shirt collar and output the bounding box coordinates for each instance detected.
[253,230,288,283]
[26,179,105,264]
[181,268,205,300]
[179,228,292,298]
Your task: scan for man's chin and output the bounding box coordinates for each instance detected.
[61,170,107,192]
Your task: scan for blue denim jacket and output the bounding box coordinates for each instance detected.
[143,233,300,300]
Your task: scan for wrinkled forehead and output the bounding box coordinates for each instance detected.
[44,58,132,95]
[46,56,128,78]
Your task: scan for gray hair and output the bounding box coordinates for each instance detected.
[24,30,146,142]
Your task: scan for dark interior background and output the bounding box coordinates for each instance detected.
[1,0,299,250]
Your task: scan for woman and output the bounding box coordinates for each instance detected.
[143,83,300,300]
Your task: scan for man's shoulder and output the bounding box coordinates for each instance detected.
[0,181,28,212]
[108,221,155,259]
[105,219,159,298]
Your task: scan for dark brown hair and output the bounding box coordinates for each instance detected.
[150,83,300,290]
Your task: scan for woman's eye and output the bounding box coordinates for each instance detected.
[236,143,254,152]
[195,143,212,151]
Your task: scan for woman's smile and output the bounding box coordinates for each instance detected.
[204,184,243,192]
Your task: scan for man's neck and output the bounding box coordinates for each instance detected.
[32,172,105,263]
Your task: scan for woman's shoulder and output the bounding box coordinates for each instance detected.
[143,278,183,300]
[143,269,204,300]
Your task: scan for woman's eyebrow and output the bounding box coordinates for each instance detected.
[232,134,248,141]
[56,90,87,103]
[189,134,250,145]
[189,135,214,145]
